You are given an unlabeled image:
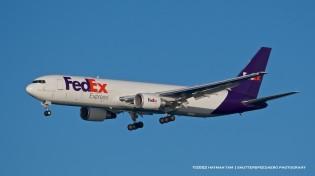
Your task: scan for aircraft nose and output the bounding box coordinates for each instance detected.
[26,84,34,95]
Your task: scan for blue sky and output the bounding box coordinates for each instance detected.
[1,0,314,175]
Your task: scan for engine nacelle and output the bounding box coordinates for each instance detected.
[134,93,163,110]
[80,107,117,121]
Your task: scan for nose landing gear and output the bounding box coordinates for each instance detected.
[41,101,52,117]
[44,110,52,116]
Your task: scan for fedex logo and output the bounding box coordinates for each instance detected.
[148,98,157,103]
[242,72,261,81]
[63,77,108,93]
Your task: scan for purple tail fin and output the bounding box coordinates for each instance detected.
[232,47,272,99]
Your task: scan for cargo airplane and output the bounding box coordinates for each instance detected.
[26,47,298,130]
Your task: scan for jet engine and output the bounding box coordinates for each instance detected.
[134,93,164,110]
[80,107,117,121]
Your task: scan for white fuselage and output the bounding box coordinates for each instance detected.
[26,75,228,117]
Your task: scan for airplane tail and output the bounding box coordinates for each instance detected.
[232,47,272,99]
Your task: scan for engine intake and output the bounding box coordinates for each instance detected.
[80,107,116,121]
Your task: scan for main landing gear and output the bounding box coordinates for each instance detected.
[127,121,144,131]
[159,115,176,124]
[126,112,176,131]
[127,112,144,131]
[41,101,52,117]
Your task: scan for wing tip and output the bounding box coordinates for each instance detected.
[289,91,300,95]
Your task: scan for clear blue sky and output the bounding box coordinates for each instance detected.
[1,0,314,175]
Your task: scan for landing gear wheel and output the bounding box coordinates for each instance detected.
[127,124,135,131]
[136,121,144,128]
[127,121,144,131]
[169,116,176,121]
[44,110,52,116]
[159,118,165,124]
[159,115,175,124]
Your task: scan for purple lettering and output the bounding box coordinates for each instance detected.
[82,79,90,92]
[64,77,72,90]
[72,81,81,91]
[63,76,108,94]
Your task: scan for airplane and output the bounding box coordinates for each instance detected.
[26,47,298,131]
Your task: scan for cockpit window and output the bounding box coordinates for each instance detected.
[32,80,46,84]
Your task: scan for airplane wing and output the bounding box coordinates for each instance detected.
[158,72,266,100]
[120,72,267,104]
[242,91,299,106]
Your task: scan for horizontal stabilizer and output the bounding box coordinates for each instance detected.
[242,91,299,105]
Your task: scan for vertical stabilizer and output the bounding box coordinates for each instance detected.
[232,47,271,99]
